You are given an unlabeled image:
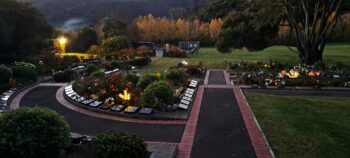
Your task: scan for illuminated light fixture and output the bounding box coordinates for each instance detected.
[308,71,321,77]
[118,88,131,101]
[287,70,300,79]
[58,37,67,45]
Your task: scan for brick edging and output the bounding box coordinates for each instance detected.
[233,87,275,158]
[56,86,186,125]
[204,70,210,86]
[9,84,41,110]
[223,70,231,85]
[177,86,204,158]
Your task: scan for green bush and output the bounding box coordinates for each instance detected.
[166,69,186,86]
[124,73,140,86]
[110,61,119,68]
[119,57,151,67]
[14,62,36,70]
[101,36,132,55]
[53,69,77,82]
[60,56,80,69]
[142,81,174,110]
[0,107,71,158]
[137,74,158,89]
[86,65,98,76]
[0,66,12,84]
[11,65,38,80]
[185,65,202,77]
[95,132,149,158]
[90,71,105,78]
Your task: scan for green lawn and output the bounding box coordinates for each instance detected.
[138,44,350,74]
[245,92,350,158]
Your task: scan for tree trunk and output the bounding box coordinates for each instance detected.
[298,46,323,65]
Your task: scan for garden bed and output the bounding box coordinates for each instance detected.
[63,79,202,120]
[228,61,350,88]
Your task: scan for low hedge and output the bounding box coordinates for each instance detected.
[95,132,149,158]
[11,66,37,80]
[0,66,12,84]
[118,57,150,67]
[53,70,77,82]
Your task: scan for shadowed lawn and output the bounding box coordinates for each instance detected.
[245,92,350,158]
[138,44,350,74]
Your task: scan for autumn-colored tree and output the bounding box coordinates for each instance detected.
[209,18,223,41]
[132,14,219,43]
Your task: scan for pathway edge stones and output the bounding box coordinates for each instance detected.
[233,87,275,158]
[176,85,204,158]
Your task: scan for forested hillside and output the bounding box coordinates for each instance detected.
[22,0,211,29]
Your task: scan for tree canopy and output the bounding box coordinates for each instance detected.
[101,17,127,38]
[213,0,349,64]
[0,0,53,64]
[101,36,131,55]
[77,26,98,52]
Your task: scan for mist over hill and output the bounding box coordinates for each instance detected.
[22,0,211,30]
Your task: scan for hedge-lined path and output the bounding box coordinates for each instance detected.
[18,85,185,143]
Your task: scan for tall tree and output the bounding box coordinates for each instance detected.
[0,0,53,64]
[77,26,98,52]
[101,17,127,38]
[282,0,344,64]
[216,0,349,64]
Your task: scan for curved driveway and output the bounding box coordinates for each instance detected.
[19,86,184,143]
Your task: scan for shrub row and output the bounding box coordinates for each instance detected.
[118,57,151,67]
[0,66,12,84]
[53,70,77,82]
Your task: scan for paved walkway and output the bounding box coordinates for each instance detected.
[191,88,256,158]
[19,86,185,143]
[13,71,273,158]
[190,71,257,158]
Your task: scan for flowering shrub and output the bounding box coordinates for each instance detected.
[230,61,350,87]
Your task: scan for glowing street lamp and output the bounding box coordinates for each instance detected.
[57,36,67,54]
[58,37,67,45]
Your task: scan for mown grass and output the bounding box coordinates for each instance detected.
[137,44,350,74]
[245,92,350,158]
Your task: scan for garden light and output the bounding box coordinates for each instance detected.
[308,71,321,77]
[182,60,188,65]
[287,70,300,79]
[119,88,131,101]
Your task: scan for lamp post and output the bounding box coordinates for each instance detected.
[58,37,67,54]
[39,61,44,80]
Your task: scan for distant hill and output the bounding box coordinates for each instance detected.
[22,0,211,30]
